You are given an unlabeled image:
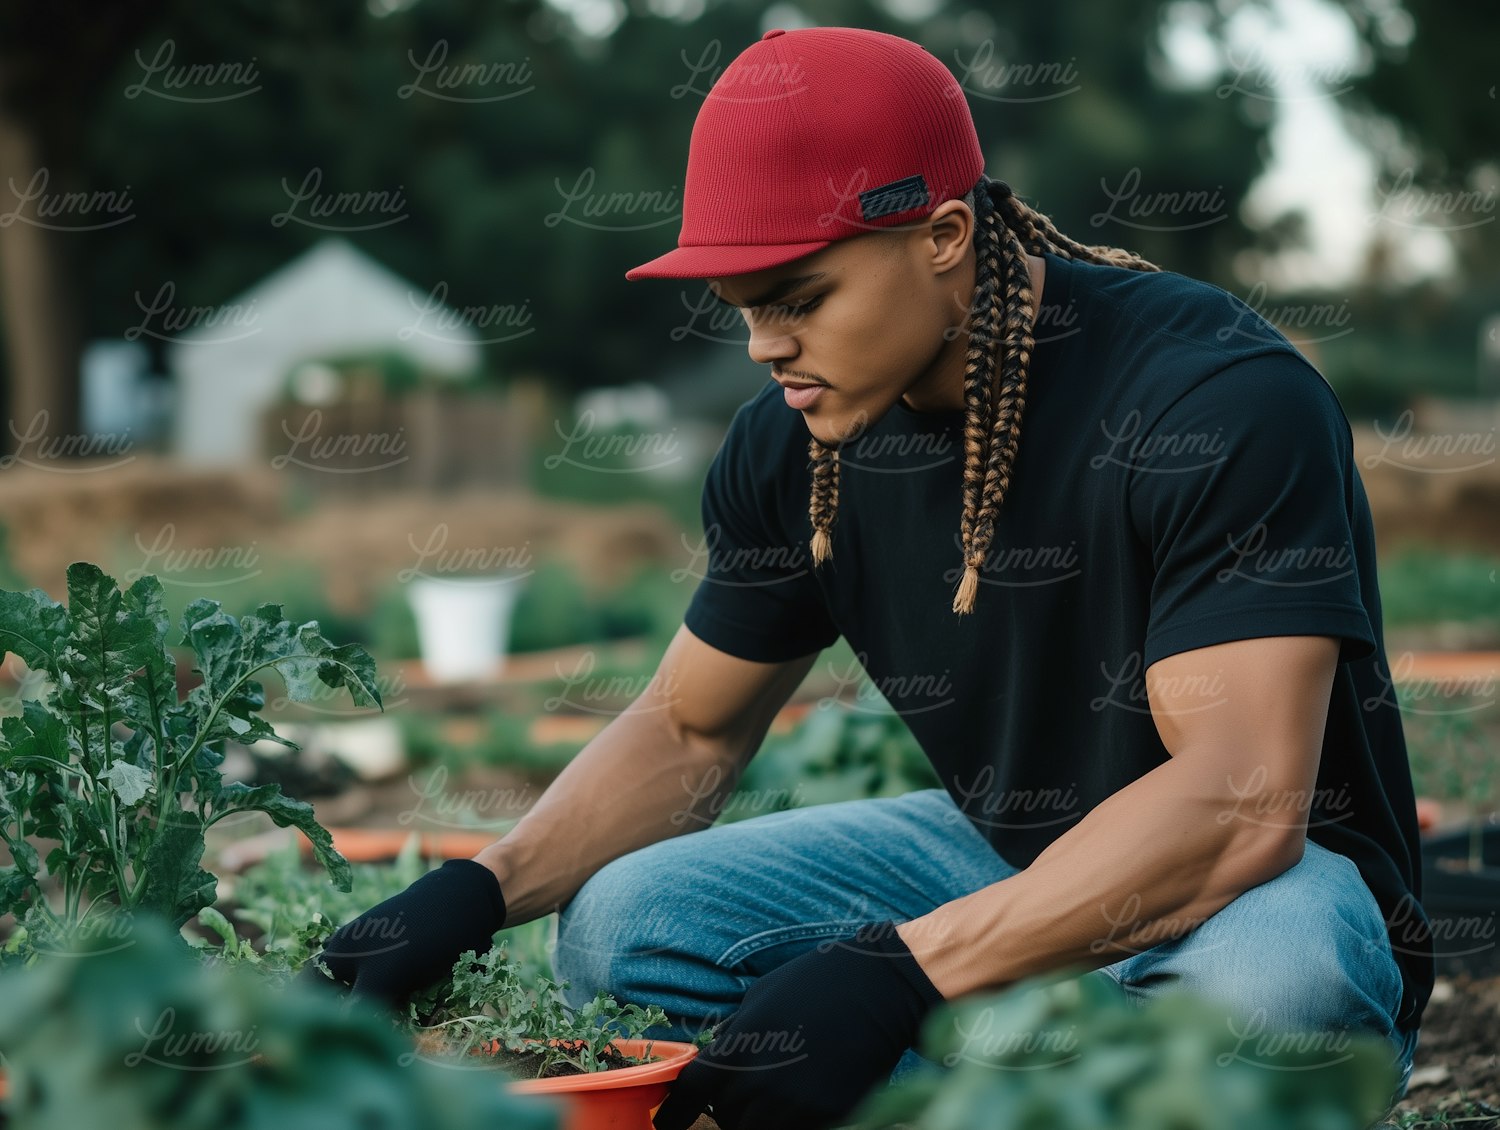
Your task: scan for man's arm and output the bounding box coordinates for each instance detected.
[896,633,1339,998]
[473,623,819,924]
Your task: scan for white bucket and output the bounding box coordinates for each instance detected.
[406,574,526,684]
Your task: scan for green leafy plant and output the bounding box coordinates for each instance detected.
[406,945,693,1078]
[731,704,942,819]
[0,914,559,1130]
[853,970,1398,1130]
[221,837,558,985]
[187,904,335,984]
[215,840,677,1077]
[0,562,381,955]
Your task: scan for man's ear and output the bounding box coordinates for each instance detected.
[923,198,974,275]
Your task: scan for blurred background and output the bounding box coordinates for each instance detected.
[0,0,1495,845]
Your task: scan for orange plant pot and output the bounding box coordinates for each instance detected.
[503,1038,699,1130]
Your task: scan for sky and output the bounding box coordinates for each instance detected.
[1160,0,1452,288]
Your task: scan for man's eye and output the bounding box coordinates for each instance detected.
[772,296,822,316]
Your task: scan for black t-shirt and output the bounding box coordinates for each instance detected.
[682,250,1433,1031]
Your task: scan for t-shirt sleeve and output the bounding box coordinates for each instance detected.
[682,405,841,663]
[1126,353,1376,668]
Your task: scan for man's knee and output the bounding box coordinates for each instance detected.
[553,838,699,1005]
[1186,934,1392,1037]
[1119,846,1402,1038]
[555,853,637,999]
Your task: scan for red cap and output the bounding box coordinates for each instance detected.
[624,26,985,281]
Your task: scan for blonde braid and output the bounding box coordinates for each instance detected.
[807,438,839,565]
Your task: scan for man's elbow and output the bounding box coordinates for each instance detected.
[1228,824,1308,893]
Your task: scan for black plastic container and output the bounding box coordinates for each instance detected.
[1419,824,1500,979]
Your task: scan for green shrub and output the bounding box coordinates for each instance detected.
[369,582,422,659]
[0,915,559,1130]
[1377,549,1500,627]
[508,559,604,653]
[731,704,942,821]
[595,565,691,646]
[0,563,378,958]
[855,970,1397,1130]
[226,836,557,985]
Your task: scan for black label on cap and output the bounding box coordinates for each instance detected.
[859,174,929,221]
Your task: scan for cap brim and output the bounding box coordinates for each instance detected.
[624,239,833,281]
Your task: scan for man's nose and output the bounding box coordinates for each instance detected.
[746,312,799,367]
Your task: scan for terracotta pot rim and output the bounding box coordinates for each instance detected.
[502,1037,698,1094]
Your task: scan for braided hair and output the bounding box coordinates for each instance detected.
[805,175,1161,614]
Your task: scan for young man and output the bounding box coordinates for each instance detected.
[312,26,1431,1130]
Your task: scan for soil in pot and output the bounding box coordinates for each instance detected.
[485,1042,647,1079]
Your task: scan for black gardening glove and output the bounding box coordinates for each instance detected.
[652,921,945,1130]
[301,858,506,1008]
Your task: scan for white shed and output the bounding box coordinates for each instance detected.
[168,239,481,465]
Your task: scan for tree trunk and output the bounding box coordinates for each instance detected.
[0,105,82,457]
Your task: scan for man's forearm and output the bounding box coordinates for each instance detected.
[471,704,744,924]
[897,752,1307,999]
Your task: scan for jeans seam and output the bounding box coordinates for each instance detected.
[715,920,869,969]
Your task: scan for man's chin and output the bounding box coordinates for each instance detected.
[801,404,884,450]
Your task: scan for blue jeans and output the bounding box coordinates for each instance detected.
[554,788,1418,1107]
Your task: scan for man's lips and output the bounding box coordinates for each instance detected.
[774,375,825,390]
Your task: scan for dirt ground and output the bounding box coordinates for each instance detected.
[0,455,689,608]
[1,412,1498,607]
[1385,973,1500,1128]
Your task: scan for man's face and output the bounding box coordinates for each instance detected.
[707,204,976,448]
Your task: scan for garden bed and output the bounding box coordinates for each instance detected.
[1384,972,1500,1128]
